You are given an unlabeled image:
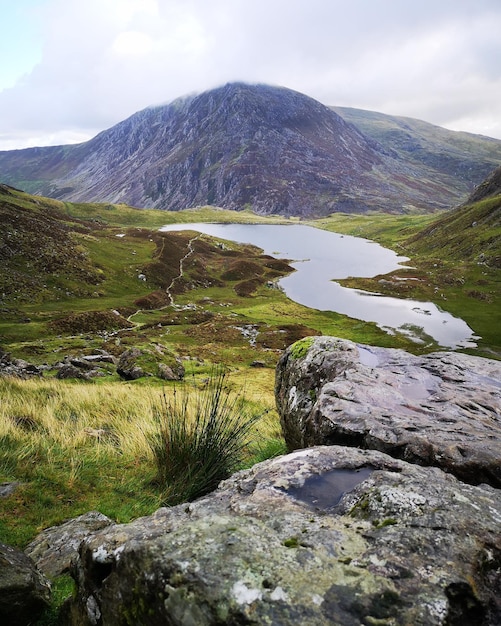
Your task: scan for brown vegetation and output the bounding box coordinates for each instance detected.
[48,310,133,334]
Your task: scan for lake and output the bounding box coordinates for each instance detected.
[159,223,477,348]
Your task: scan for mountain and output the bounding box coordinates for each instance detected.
[1,83,501,217]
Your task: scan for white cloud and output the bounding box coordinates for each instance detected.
[0,0,500,149]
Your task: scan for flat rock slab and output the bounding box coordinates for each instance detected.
[67,446,501,625]
[275,337,501,486]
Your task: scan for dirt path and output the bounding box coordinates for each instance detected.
[126,233,201,324]
[164,233,201,305]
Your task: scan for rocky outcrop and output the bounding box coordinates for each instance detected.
[467,165,501,203]
[116,346,185,381]
[0,542,51,626]
[64,446,501,625]
[0,347,43,378]
[25,511,114,580]
[276,337,501,487]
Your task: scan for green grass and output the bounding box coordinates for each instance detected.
[0,374,281,551]
[36,574,75,626]
[62,200,289,228]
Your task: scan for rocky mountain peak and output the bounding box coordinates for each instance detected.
[1,83,501,216]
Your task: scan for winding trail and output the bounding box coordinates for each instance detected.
[165,234,201,305]
[126,233,201,325]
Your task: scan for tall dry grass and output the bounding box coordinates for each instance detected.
[0,377,164,459]
[0,373,284,548]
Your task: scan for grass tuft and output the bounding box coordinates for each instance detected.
[149,369,261,505]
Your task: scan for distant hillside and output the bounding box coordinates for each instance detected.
[332,106,501,194]
[2,83,500,217]
[467,165,501,203]
[0,184,104,302]
[405,166,501,266]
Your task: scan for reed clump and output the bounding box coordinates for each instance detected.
[148,369,263,505]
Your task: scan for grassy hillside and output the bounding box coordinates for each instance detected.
[333,107,501,192]
[406,195,500,266]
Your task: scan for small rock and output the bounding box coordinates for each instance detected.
[0,482,21,497]
[250,360,266,367]
[0,542,51,625]
[158,362,184,380]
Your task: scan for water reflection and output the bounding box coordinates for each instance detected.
[159,223,477,348]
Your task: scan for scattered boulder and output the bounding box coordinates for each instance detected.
[275,337,501,487]
[0,347,42,378]
[53,353,116,379]
[56,363,98,380]
[116,347,146,380]
[250,360,266,368]
[117,346,184,381]
[0,348,119,380]
[80,352,116,365]
[0,482,21,497]
[66,446,501,625]
[158,362,182,380]
[25,511,114,580]
[0,542,51,626]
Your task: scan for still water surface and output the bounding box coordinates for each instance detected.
[159,223,476,348]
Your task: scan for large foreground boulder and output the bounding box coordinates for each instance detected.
[0,542,51,626]
[275,337,501,487]
[66,446,501,625]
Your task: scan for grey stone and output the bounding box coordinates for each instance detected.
[117,346,185,381]
[66,446,501,625]
[116,347,145,380]
[275,337,501,487]
[158,362,184,381]
[0,482,21,497]
[68,356,96,371]
[0,542,51,626]
[25,511,114,580]
[55,363,96,380]
[81,353,116,364]
[0,347,42,378]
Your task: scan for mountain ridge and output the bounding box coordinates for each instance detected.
[332,106,501,190]
[1,83,501,216]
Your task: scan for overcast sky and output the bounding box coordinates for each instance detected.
[1,0,500,150]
